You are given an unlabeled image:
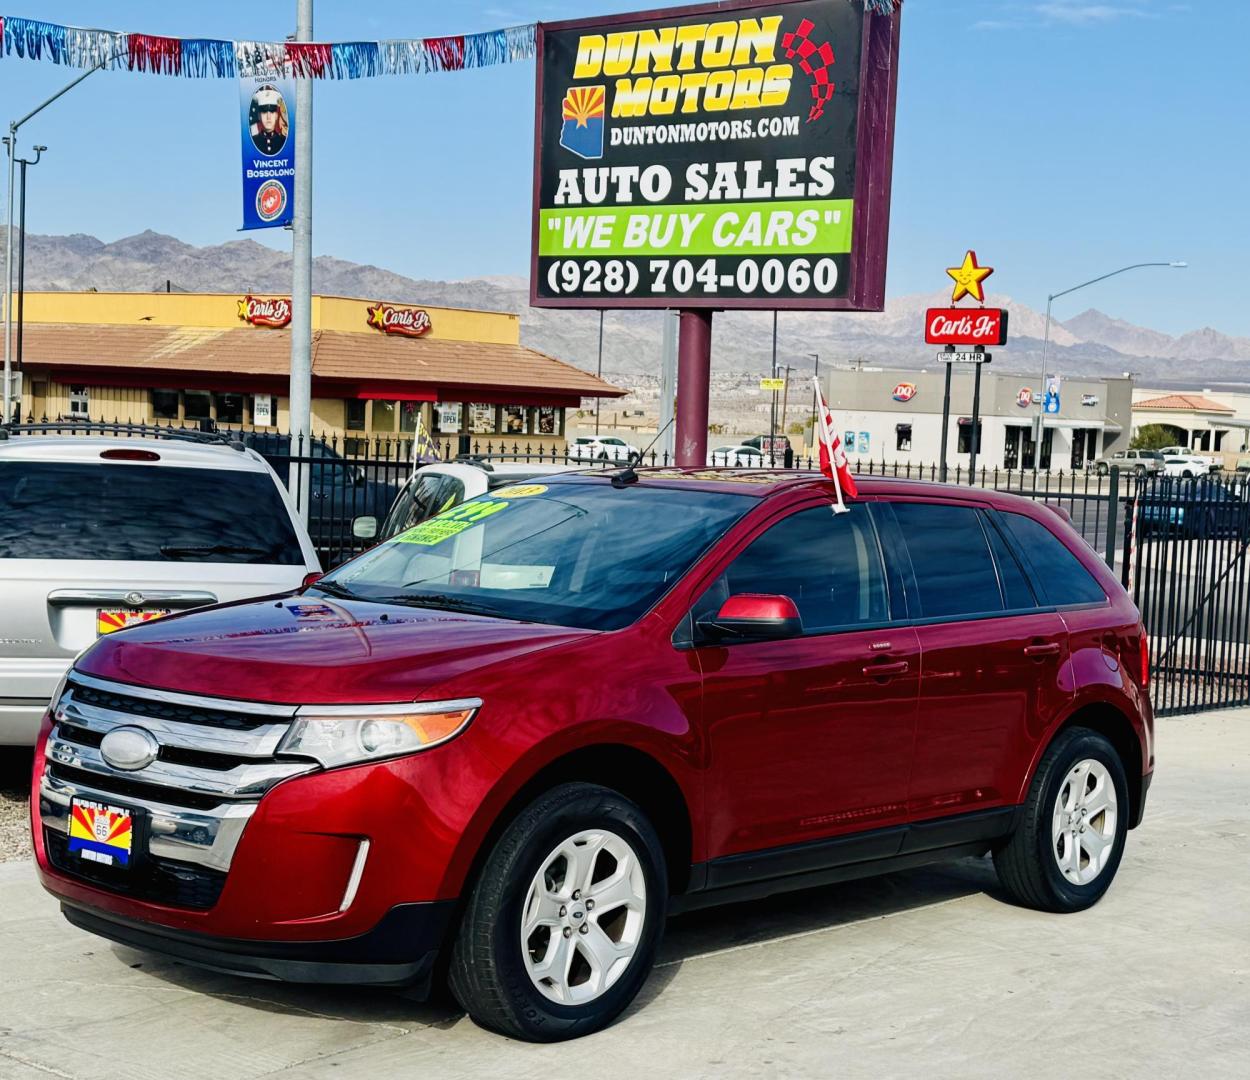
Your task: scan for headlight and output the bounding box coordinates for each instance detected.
[277,698,481,768]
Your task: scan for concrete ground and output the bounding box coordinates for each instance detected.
[1,712,1247,1079]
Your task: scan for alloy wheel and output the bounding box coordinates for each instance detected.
[521,828,647,1005]
[1051,758,1118,886]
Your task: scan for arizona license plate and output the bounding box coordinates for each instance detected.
[97,608,173,636]
[68,798,135,867]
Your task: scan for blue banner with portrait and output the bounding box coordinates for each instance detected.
[239,73,296,230]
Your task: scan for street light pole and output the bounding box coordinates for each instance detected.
[288,0,315,519]
[1033,260,1186,470]
[595,308,604,436]
[4,54,121,424]
[15,146,45,414]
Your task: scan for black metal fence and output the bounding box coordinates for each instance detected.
[8,419,1250,718]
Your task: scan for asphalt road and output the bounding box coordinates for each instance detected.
[1,712,1248,1079]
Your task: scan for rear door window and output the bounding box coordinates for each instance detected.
[1000,511,1107,606]
[383,473,467,537]
[0,460,303,563]
[891,502,1004,619]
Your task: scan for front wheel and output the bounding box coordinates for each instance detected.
[448,783,668,1041]
[993,726,1130,913]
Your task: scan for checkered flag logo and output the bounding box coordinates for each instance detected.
[780,18,836,123]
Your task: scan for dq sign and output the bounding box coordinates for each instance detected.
[367,303,433,338]
[892,382,917,403]
[237,295,292,328]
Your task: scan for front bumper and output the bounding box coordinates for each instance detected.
[60,898,456,990]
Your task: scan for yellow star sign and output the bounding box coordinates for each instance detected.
[367,303,386,329]
[946,250,994,304]
[236,298,250,320]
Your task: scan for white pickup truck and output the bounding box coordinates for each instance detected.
[1158,446,1221,474]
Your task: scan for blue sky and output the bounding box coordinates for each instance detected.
[1,0,1243,336]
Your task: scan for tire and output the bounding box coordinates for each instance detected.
[993,726,1130,913]
[448,782,668,1041]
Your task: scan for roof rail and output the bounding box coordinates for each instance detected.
[0,421,246,451]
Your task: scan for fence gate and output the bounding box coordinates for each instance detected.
[1124,473,1250,716]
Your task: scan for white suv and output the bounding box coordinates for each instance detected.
[0,432,320,745]
[567,436,639,462]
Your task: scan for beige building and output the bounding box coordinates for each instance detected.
[1131,389,1250,465]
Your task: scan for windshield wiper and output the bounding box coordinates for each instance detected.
[375,592,520,620]
[310,579,364,601]
[160,543,275,559]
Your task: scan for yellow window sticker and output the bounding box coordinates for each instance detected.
[394,498,509,545]
[492,484,548,499]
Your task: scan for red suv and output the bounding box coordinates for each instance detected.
[32,471,1153,1041]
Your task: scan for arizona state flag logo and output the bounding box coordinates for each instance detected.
[559,85,605,160]
[68,801,134,866]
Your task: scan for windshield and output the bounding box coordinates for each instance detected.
[318,478,750,630]
[0,460,304,562]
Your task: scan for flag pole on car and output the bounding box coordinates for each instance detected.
[813,377,857,515]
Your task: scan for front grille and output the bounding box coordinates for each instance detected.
[70,682,269,731]
[45,828,227,910]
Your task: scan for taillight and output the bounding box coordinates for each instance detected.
[302,572,323,589]
[100,448,160,461]
[1140,632,1150,688]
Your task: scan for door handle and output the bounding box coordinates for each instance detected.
[863,660,910,677]
[1024,642,1062,659]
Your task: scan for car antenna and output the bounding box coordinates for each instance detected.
[611,417,675,488]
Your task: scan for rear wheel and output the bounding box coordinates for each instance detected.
[993,727,1129,913]
[448,783,667,1041]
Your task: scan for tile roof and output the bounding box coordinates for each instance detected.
[18,323,625,399]
[1134,393,1234,413]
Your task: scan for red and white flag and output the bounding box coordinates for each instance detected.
[813,377,858,513]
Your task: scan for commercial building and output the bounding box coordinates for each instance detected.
[14,291,623,452]
[1130,389,1250,464]
[822,367,1133,471]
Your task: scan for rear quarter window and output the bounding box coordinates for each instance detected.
[891,502,1004,619]
[0,460,304,563]
[1001,511,1107,606]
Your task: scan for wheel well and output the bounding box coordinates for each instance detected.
[469,744,695,896]
[1056,704,1145,826]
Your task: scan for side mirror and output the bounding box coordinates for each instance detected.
[697,593,802,643]
[352,516,378,539]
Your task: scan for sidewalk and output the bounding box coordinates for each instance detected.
[2,712,1248,1079]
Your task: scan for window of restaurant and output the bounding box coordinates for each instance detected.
[469,403,497,435]
[895,423,912,452]
[1004,426,1021,470]
[502,405,528,436]
[372,399,397,433]
[345,399,366,431]
[68,385,89,418]
[399,401,421,433]
[435,402,462,434]
[151,389,179,420]
[535,406,561,437]
[184,390,211,422]
[215,393,243,425]
[957,418,982,455]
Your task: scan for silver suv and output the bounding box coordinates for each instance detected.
[0,431,320,745]
[1094,449,1164,476]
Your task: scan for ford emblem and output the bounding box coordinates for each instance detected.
[100,726,160,772]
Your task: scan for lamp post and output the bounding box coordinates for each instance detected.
[1033,261,1187,469]
[14,145,45,413]
[594,308,604,436]
[806,351,819,444]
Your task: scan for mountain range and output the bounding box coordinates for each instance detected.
[9,229,1249,388]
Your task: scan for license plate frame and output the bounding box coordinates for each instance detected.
[96,608,173,636]
[67,797,142,869]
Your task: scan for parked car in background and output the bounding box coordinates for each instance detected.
[364,460,583,542]
[707,445,765,467]
[742,434,792,463]
[34,471,1152,1041]
[1095,449,1164,476]
[1157,446,1220,474]
[1136,477,1249,539]
[1238,457,1250,475]
[1161,456,1203,479]
[0,430,319,746]
[567,435,639,462]
[240,432,402,562]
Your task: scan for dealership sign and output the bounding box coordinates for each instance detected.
[367,303,432,338]
[892,382,916,402]
[237,295,292,328]
[531,0,902,309]
[925,307,1008,346]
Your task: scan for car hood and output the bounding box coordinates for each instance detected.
[74,596,595,704]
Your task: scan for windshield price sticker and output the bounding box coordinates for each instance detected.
[493,484,549,498]
[532,1,900,309]
[395,499,509,546]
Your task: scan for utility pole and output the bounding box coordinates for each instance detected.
[779,363,793,440]
[288,0,314,518]
[15,146,45,404]
[594,308,604,436]
[769,311,778,465]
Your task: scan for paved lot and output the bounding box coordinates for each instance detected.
[1,712,1248,1079]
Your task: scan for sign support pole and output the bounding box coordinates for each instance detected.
[938,346,953,482]
[769,311,778,466]
[658,310,677,464]
[288,0,314,522]
[969,349,984,482]
[675,310,712,467]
